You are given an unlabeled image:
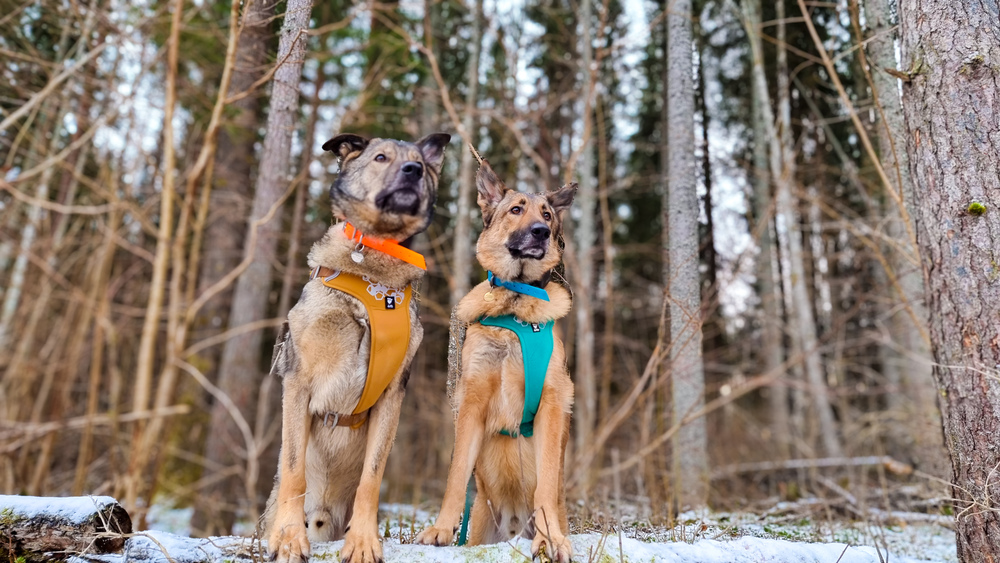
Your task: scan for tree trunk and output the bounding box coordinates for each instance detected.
[744,0,789,456]
[744,0,842,457]
[862,0,942,475]
[450,0,483,308]
[196,0,314,535]
[667,0,708,510]
[573,0,598,470]
[192,0,275,379]
[124,0,185,514]
[899,1,1000,559]
[0,495,132,561]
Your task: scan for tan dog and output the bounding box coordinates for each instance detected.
[416,160,577,562]
[264,132,450,563]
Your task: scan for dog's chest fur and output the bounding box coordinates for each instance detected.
[285,227,425,416]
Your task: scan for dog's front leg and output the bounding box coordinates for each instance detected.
[340,377,405,563]
[531,391,572,563]
[268,377,313,563]
[415,379,488,547]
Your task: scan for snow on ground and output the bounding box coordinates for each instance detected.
[63,502,955,563]
[68,531,943,563]
[0,494,120,524]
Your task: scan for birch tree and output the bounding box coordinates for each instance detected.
[667,0,708,509]
[742,0,842,457]
[899,0,1000,558]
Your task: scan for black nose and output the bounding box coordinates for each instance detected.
[401,161,423,178]
[530,222,551,240]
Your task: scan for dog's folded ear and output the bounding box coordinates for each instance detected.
[322,134,369,161]
[416,133,451,172]
[547,182,577,216]
[476,159,508,227]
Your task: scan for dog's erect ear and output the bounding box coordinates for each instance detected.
[547,182,577,216]
[322,134,369,160]
[416,133,451,172]
[476,160,508,226]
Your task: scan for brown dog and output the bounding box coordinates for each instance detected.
[264,132,450,563]
[416,160,577,562]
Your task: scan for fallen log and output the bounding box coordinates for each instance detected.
[0,495,132,561]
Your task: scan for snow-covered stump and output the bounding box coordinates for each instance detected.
[0,495,132,561]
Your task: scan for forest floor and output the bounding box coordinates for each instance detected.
[87,499,956,563]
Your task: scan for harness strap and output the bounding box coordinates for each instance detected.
[316,410,369,430]
[312,266,412,416]
[479,314,554,438]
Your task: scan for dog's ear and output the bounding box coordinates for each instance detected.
[322,134,369,161]
[416,133,451,172]
[476,159,508,227]
[547,182,577,216]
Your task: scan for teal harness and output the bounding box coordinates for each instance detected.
[479,314,554,438]
[456,273,556,545]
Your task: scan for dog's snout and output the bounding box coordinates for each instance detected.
[530,222,551,240]
[401,161,423,178]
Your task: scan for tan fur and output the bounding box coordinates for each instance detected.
[416,160,577,563]
[264,133,449,563]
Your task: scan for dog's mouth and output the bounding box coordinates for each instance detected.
[507,243,547,260]
[375,185,422,216]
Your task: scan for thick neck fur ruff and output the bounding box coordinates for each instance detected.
[456,279,571,324]
[308,223,425,289]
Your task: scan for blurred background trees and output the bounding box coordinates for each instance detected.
[0,0,972,542]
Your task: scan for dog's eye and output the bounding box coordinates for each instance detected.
[543,211,552,221]
[374,154,386,162]
[511,206,522,215]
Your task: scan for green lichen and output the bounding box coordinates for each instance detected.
[968,202,987,216]
[960,54,985,75]
[0,507,19,526]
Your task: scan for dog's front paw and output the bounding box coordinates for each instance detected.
[414,525,455,547]
[340,529,383,563]
[268,521,311,563]
[532,531,572,563]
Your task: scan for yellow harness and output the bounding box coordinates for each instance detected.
[312,266,412,417]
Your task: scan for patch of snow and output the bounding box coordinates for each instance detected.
[66,530,948,563]
[0,495,119,524]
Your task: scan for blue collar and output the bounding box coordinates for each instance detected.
[487,271,550,302]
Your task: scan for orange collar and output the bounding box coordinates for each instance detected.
[344,222,427,270]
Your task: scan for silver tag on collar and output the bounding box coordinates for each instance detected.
[351,250,364,263]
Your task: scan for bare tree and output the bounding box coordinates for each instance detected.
[450,0,483,308]
[124,0,185,514]
[743,0,842,457]
[667,0,708,509]
[745,0,788,456]
[899,0,1000,559]
[860,0,941,473]
[198,0,315,534]
[194,0,276,382]
[573,0,598,464]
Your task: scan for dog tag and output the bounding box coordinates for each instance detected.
[351,250,364,263]
[483,291,494,302]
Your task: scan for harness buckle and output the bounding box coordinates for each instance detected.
[323,412,341,427]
